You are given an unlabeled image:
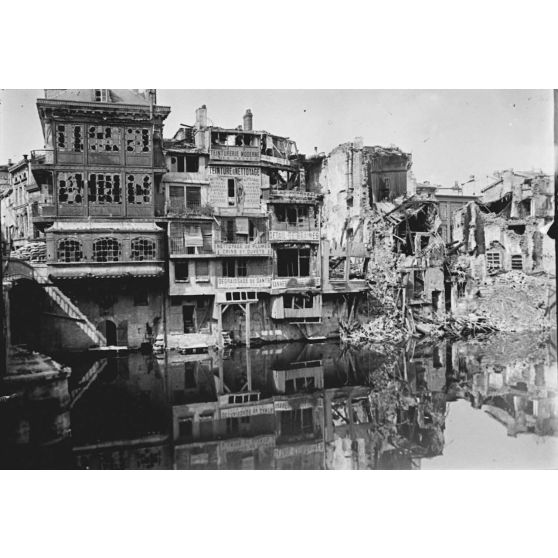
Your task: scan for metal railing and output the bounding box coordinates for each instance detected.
[169,237,213,254]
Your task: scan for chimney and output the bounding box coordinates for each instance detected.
[196,105,207,129]
[8,158,12,166]
[148,89,157,105]
[23,154,28,162]
[243,109,253,131]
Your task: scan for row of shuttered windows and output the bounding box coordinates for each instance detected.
[56,237,157,263]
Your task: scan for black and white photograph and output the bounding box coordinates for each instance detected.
[1,88,556,470]
[1,4,557,557]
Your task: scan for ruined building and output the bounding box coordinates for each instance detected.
[20,89,171,350]
[162,106,367,348]
[453,169,555,278]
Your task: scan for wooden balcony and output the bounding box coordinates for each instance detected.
[169,237,213,257]
[269,189,320,203]
[269,228,320,242]
[271,276,321,290]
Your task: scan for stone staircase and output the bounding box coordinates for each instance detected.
[36,277,107,347]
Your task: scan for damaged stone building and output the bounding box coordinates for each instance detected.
[453,169,555,278]
[9,89,172,351]
[162,106,368,348]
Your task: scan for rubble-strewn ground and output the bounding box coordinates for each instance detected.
[460,271,556,332]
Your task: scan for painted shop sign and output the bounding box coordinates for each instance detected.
[217,276,272,288]
[209,166,261,209]
[274,441,324,459]
[220,403,275,418]
[269,230,320,242]
[220,435,275,453]
[214,242,271,256]
[210,146,260,161]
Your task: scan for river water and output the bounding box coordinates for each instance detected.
[1,330,557,469]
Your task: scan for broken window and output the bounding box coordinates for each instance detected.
[57,124,83,152]
[284,294,314,309]
[277,248,311,277]
[486,251,502,270]
[175,262,189,281]
[127,174,152,205]
[57,172,84,205]
[57,239,83,262]
[131,237,156,261]
[88,126,121,152]
[511,254,523,270]
[88,173,122,204]
[92,237,121,262]
[186,186,201,210]
[222,259,246,277]
[169,185,185,212]
[126,128,151,153]
[275,205,286,222]
[413,270,425,297]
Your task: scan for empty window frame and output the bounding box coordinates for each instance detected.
[92,237,121,262]
[88,126,121,152]
[57,124,83,152]
[131,237,156,261]
[126,128,151,154]
[88,173,122,204]
[175,262,189,281]
[133,290,149,306]
[127,174,152,205]
[227,179,236,206]
[57,172,84,205]
[277,248,311,277]
[284,294,314,309]
[57,238,83,262]
[511,254,523,270]
[486,251,502,269]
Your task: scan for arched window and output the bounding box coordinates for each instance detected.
[93,237,121,262]
[131,237,156,261]
[57,239,83,262]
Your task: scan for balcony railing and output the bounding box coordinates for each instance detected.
[31,149,55,165]
[217,276,272,289]
[169,237,213,255]
[214,242,272,256]
[31,200,56,218]
[167,200,214,217]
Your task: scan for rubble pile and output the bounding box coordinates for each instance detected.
[340,314,408,348]
[464,270,556,332]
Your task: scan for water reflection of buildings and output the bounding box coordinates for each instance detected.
[457,331,558,437]
[8,333,555,469]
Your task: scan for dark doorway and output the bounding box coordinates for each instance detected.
[98,319,117,345]
[182,305,195,333]
[432,290,441,313]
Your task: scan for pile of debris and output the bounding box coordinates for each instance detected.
[340,314,408,348]
[461,270,556,332]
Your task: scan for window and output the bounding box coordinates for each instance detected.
[133,291,148,306]
[178,417,193,439]
[222,260,236,278]
[88,173,121,204]
[57,172,84,204]
[486,251,502,270]
[284,294,314,309]
[186,155,199,172]
[57,124,83,152]
[92,237,121,262]
[237,260,247,277]
[196,261,209,277]
[126,128,151,153]
[175,262,189,281]
[227,179,236,206]
[94,89,109,102]
[186,186,201,210]
[57,239,83,262]
[127,174,152,205]
[277,248,311,277]
[131,237,156,261]
[88,126,121,152]
[511,254,523,270]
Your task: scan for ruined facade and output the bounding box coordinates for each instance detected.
[453,169,555,278]
[24,89,171,350]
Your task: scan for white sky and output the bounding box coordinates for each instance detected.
[0,89,553,194]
